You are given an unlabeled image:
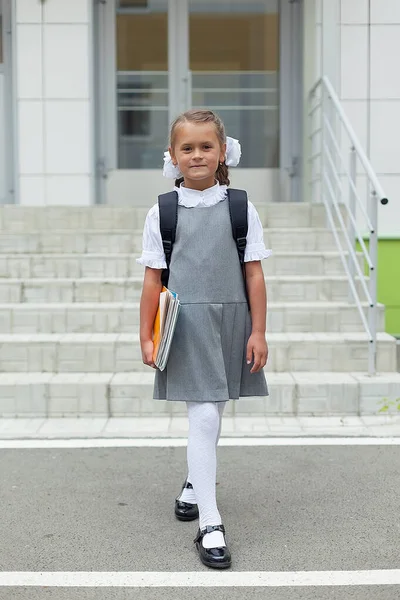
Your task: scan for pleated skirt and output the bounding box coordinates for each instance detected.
[154,301,268,402]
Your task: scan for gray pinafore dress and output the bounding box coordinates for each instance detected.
[153,198,268,402]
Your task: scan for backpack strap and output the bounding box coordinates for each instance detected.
[227,188,248,262]
[227,188,250,310]
[158,191,178,288]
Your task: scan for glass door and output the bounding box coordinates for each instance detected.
[95,0,301,205]
[187,0,280,202]
[95,0,177,205]
[116,0,169,169]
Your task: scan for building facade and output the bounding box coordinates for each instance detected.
[0,0,399,328]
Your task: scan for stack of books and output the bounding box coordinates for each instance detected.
[152,286,181,371]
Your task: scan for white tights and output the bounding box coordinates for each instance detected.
[186,401,226,530]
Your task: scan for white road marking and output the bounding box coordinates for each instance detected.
[0,437,399,449]
[1,570,400,587]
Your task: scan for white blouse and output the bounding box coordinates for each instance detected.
[136,182,272,269]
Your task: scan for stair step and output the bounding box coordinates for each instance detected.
[0,276,370,303]
[0,251,364,278]
[0,203,347,231]
[0,228,344,253]
[0,204,389,422]
[1,371,398,418]
[0,302,385,333]
[0,332,395,373]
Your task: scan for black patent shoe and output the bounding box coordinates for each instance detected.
[175,479,199,521]
[194,524,232,569]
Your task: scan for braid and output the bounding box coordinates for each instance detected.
[216,162,230,186]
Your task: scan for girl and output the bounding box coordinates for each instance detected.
[137,109,271,569]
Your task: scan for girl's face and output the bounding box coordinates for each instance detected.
[169,122,226,190]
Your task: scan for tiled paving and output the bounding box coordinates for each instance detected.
[1,415,400,439]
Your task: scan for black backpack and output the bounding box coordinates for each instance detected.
[158,188,250,307]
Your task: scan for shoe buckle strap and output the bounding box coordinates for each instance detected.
[194,524,225,543]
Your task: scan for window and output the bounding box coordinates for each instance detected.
[116,1,168,168]
[189,0,280,168]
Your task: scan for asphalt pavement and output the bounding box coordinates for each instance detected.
[1,443,400,599]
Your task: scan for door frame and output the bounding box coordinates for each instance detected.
[279,0,303,203]
[93,0,304,204]
[93,0,118,205]
[168,0,191,124]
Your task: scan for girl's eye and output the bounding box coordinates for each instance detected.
[204,145,211,149]
[182,147,191,152]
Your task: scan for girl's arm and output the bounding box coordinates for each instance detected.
[244,260,268,373]
[140,267,163,368]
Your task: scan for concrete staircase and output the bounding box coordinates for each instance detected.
[0,204,398,419]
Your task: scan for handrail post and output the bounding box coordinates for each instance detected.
[348,146,356,303]
[368,190,378,376]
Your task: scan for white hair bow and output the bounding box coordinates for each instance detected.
[162,136,241,178]
[225,136,241,167]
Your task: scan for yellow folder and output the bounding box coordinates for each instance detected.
[152,286,168,362]
[152,286,181,370]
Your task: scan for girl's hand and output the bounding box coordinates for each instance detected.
[141,339,156,369]
[246,332,268,374]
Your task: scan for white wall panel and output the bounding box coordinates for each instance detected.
[316,0,322,24]
[18,101,44,174]
[0,75,6,202]
[19,176,45,205]
[340,26,368,99]
[45,176,91,205]
[16,0,42,24]
[321,0,340,91]
[370,0,400,24]
[43,25,89,99]
[340,0,368,24]
[353,175,369,236]
[319,0,400,236]
[374,175,400,236]
[370,101,400,174]
[16,25,42,99]
[370,25,400,99]
[338,176,390,239]
[44,101,90,174]
[315,23,322,78]
[43,0,89,24]
[340,101,368,174]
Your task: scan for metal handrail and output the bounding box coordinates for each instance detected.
[308,76,389,376]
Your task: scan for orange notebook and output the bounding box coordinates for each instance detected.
[152,286,168,363]
[152,286,181,370]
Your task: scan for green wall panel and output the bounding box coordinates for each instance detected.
[378,240,400,336]
[357,239,400,336]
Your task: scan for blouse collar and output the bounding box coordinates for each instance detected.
[174,181,227,208]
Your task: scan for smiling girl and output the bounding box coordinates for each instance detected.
[137,109,271,569]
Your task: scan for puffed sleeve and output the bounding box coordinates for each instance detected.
[136,204,168,269]
[244,201,272,262]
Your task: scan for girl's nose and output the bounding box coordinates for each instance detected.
[193,148,203,159]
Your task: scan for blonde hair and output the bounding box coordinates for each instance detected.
[169,109,229,187]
